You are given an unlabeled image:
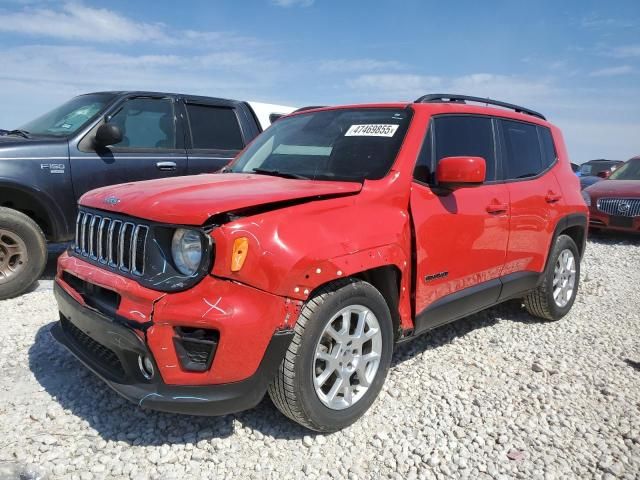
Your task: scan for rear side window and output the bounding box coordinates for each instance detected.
[539,126,556,168]
[186,105,244,150]
[501,119,545,179]
[433,116,496,181]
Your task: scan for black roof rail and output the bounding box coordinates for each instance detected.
[414,93,546,120]
[292,105,327,113]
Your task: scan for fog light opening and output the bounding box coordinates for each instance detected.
[138,355,155,380]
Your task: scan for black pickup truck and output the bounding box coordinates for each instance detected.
[0,91,293,299]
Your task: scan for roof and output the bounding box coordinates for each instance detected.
[287,101,552,126]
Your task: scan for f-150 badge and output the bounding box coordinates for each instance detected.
[40,163,65,174]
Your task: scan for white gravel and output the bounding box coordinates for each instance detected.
[0,234,639,480]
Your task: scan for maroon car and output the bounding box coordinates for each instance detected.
[584,156,640,233]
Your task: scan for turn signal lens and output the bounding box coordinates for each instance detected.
[231,237,249,272]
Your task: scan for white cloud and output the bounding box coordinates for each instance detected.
[271,0,314,6]
[0,2,167,43]
[0,2,260,48]
[589,65,633,77]
[318,59,405,73]
[345,73,553,104]
[610,44,640,58]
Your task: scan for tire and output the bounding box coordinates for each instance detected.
[524,234,580,321]
[0,207,47,300]
[268,278,394,432]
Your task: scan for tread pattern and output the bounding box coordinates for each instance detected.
[268,278,357,432]
[523,234,577,321]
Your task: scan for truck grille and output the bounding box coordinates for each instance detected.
[597,198,640,218]
[75,211,148,275]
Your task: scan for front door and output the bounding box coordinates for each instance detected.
[410,115,510,333]
[70,96,187,200]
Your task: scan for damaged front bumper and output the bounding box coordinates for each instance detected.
[52,283,294,416]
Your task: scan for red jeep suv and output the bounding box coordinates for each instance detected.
[52,94,588,432]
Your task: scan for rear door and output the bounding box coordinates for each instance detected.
[410,115,510,332]
[181,98,254,174]
[71,96,187,199]
[498,119,563,276]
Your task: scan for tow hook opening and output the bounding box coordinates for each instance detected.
[173,327,219,372]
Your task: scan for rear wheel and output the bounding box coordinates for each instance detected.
[524,234,580,321]
[0,207,47,300]
[268,278,394,432]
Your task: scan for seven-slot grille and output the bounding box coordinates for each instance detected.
[75,211,148,275]
[597,198,640,218]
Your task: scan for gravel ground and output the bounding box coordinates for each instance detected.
[0,234,639,480]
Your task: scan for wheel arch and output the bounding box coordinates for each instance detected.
[546,213,588,270]
[0,181,66,241]
[306,264,407,342]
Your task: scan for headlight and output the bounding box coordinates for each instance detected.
[171,228,203,276]
[581,190,591,207]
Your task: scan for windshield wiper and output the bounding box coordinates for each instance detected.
[252,168,309,180]
[5,129,31,139]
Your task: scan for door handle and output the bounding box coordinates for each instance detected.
[545,192,562,203]
[486,203,508,214]
[156,161,177,171]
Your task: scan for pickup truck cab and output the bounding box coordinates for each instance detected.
[52,94,587,432]
[0,91,294,299]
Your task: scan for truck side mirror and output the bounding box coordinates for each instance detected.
[596,170,610,179]
[436,156,486,186]
[94,123,123,148]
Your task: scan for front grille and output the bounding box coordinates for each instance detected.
[61,317,125,377]
[75,211,148,275]
[597,198,640,217]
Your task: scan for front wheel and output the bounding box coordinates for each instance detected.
[524,234,581,321]
[0,207,47,300]
[268,278,394,432]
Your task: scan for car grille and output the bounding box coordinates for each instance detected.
[74,211,148,275]
[61,317,125,377]
[597,198,640,218]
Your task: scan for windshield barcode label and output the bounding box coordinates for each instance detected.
[345,124,399,137]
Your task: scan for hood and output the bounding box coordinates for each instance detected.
[580,175,602,189]
[0,136,68,160]
[585,179,640,198]
[80,173,363,224]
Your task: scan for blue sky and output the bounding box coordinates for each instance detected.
[0,0,638,162]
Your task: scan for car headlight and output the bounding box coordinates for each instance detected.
[171,228,203,276]
[581,190,591,207]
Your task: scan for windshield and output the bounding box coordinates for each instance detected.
[230,108,413,181]
[18,93,116,137]
[579,161,619,176]
[609,158,640,180]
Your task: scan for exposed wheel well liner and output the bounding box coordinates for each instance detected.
[326,265,403,340]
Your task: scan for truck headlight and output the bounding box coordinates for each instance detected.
[581,190,591,207]
[171,228,203,276]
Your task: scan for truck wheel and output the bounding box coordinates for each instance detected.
[0,207,47,300]
[268,278,394,432]
[524,234,580,321]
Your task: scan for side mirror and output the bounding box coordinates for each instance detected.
[436,156,486,186]
[94,123,123,148]
[596,170,610,179]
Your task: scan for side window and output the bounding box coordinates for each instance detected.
[185,104,244,150]
[433,116,496,181]
[413,124,432,183]
[109,98,176,149]
[502,119,544,179]
[539,126,557,169]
